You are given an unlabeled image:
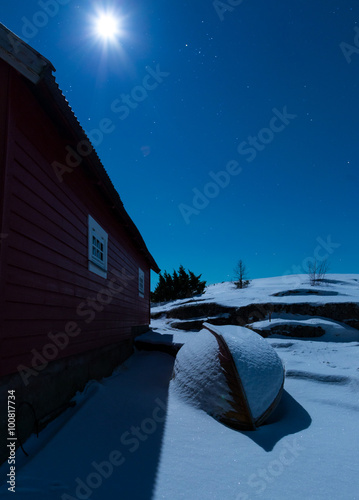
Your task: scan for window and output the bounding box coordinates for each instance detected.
[139,268,145,298]
[88,215,108,278]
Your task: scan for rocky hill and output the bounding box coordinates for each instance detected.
[145,275,359,347]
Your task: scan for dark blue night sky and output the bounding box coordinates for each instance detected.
[2,0,358,287]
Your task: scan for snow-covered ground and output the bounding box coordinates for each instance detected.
[1,275,359,499]
[151,273,359,313]
[148,273,359,346]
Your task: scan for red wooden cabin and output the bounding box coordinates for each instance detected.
[0,23,159,459]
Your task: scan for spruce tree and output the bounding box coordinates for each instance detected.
[151,266,206,303]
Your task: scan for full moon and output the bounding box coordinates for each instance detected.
[95,12,120,41]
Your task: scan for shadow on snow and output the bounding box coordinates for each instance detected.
[241,390,311,452]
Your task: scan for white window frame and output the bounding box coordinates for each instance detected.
[139,268,145,298]
[88,215,108,279]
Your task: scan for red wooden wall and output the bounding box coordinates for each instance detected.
[0,63,152,377]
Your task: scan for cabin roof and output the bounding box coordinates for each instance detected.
[0,22,160,273]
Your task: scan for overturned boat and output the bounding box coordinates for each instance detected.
[171,322,285,430]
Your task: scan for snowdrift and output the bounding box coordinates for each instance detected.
[171,323,285,430]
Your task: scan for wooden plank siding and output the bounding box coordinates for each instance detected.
[0,68,151,377]
[0,60,11,377]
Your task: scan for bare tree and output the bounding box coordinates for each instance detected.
[234,260,250,289]
[307,259,329,286]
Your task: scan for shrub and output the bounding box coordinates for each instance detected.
[151,265,206,302]
[307,259,329,286]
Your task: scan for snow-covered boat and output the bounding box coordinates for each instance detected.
[171,322,285,430]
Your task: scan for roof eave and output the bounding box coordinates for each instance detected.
[40,73,161,274]
[0,23,160,274]
[0,24,55,84]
